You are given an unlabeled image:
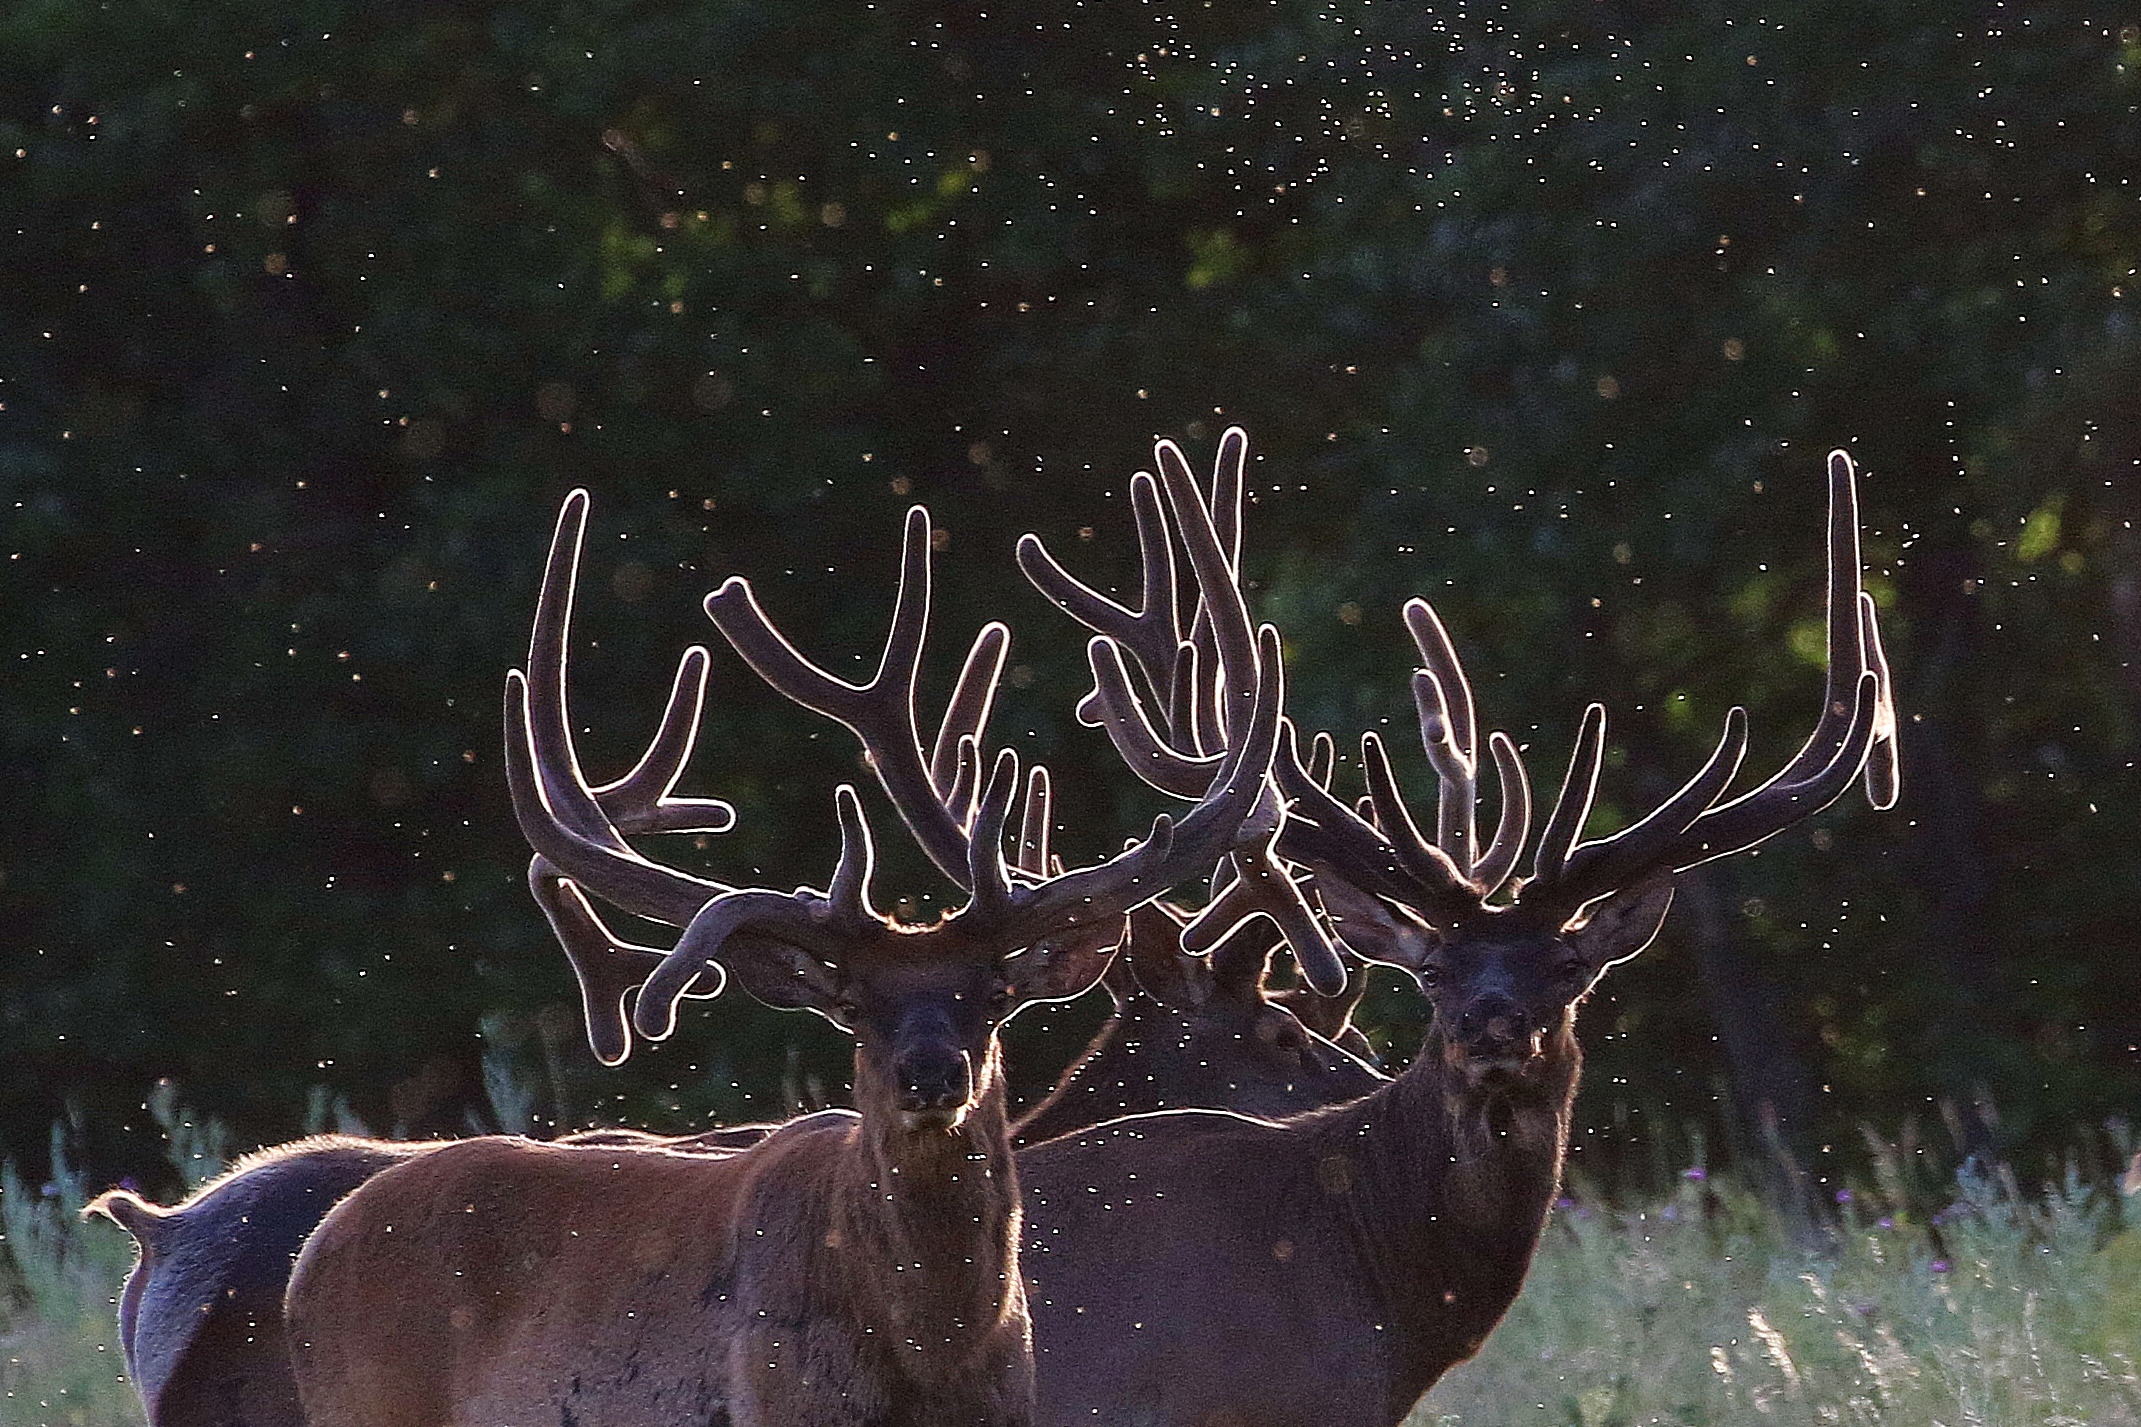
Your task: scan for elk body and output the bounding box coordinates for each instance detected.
[280,489,1282,1427]
[88,928,1370,1427]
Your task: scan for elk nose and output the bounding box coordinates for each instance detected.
[895,1045,972,1113]
[1460,997,1526,1055]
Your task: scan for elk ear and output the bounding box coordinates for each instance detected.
[1125,904,1213,1008]
[1007,914,1127,1006]
[1565,878,1676,970]
[723,934,850,1022]
[1310,870,1442,972]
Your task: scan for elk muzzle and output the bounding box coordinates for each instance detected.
[893,1041,975,1128]
[1449,995,1547,1085]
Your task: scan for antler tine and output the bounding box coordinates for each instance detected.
[968,750,1025,921]
[633,785,883,1043]
[1736,449,1883,802]
[1309,729,1337,790]
[1538,707,1751,907]
[1403,598,1480,867]
[927,622,1011,819]
[1859,590,1901,810]
[1016,764,1053,877]
[1471,730,1533,894]
[944,736,984,833]
[1655,671,1881,870]
[523,490,639,852]
[703,505,976,888]
[1085,637,1226,797]
[507,490,739,930]
[1182,426,1248,742]
[1182,838,1348,994]
[826,783,881,924]
[992,622,1286,947]
[1272,719,1482,927]
[1016,470,1182,711]
[1529,703,1606,888]
[1635,451,1895,868]
[1359,731,1473,899]
[505,671,728,926]
[1169,640,1216,758]
[1153,438,1260,736]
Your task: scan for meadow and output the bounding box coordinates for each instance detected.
[4,1097,2133,1427]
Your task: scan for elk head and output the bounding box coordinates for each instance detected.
[1275,448,1899,1095]
[505,490,1286,1121]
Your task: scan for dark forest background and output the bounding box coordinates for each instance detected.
[4,0,2138,1199]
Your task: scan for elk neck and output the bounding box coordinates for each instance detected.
[835,1037,1029,1384]
[1300,1006,1581,1403]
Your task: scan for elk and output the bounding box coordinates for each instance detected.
[279,488,1284,1427]
[1014,428,1391,1144]
[82,471,1339,1427]
[1000,434,1899,1426]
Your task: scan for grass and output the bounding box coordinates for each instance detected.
[1419,1152,2141,1427]
[1,1135,143,1427]
[2,1108,2133,1427]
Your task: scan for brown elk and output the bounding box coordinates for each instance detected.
[82,469,1349,1427]
[1004,436,1899,1426]
[278,488,1284,1427]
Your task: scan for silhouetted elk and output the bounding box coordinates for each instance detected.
[1007,435,1898,1425]
[82,471,1334,1427]
[277,490,1281,1427]
[1013,426,1389,1146]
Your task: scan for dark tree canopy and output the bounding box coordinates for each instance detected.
[3,0,2136,1192]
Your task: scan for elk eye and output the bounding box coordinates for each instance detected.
[1417,964,1445,990]
[1557,957,1589,982]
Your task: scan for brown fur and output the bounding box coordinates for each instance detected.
[1015,883,1674,1427]
[1018,1015,1581,1427]
[287,1044,1034,1427]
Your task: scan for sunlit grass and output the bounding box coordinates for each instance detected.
[1421,1158,2141,1427]
[1,1144,141,1427]
[3,1110,2133,1427]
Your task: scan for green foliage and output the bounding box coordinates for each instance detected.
[1,1,2137,1184]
